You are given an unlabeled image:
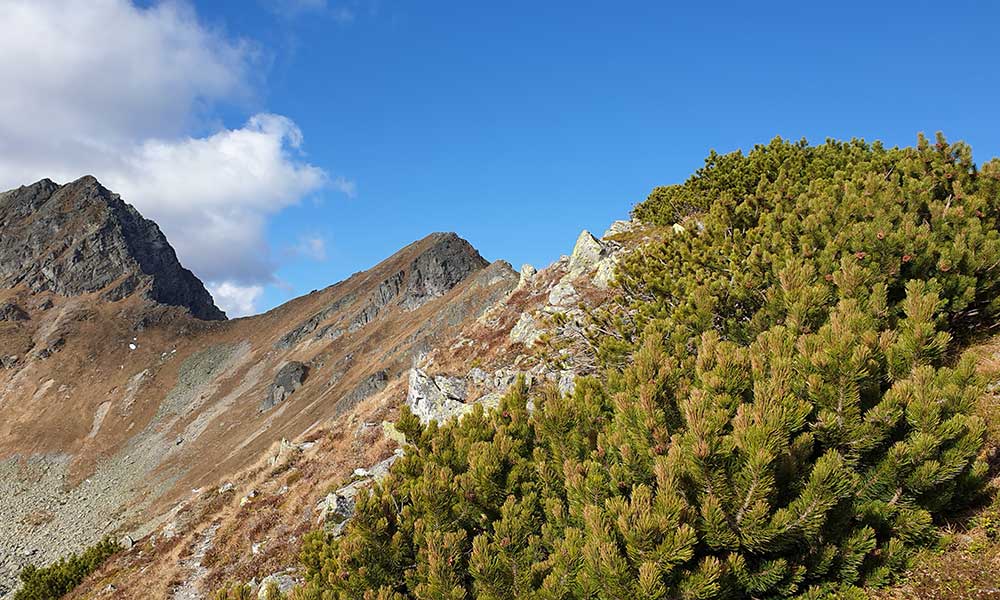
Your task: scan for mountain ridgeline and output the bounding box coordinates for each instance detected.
[0,177,520,598]
[3,134,1000,600]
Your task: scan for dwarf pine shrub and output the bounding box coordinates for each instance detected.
[295,134,996,599]
[13,537,120,600]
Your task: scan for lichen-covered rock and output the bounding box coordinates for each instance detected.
[602,219,638,239]
[509,312,543,346]
[260,362,308,411]
[382,420,407,445]
[594,255,619,289]
[317,449,403,535]
[433,374,468,401]
[566,230,605,279]
[258,573,299,599]
[0,177,225,320]
[468,367,489,386]
[547,281,579,308]
[406,368,472,424]
[517,263,537,289]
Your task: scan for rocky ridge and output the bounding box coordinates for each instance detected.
[0,177,225,320]
[0,175,645,598]
[0,179,522,597]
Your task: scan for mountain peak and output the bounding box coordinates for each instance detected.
[402,232,489,309]
[0,177,226,320]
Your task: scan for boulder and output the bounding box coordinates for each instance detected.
[566,230,605,279]
[594,255,619,289]
[258,573,298,599]
[547,282,579,308]
[433,374,468,401]
[517,263,537,289]
[317,449,403,535]
[509,312,543,346]
[602,219,638,239]
[0,302,28,322]
[406,368,471,424]
[260,362,309,411]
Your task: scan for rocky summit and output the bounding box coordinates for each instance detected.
[0,177,225,321]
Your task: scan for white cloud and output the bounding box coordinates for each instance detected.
[293,235,329,261]
[105,114,328,284]
[332,175,358,198]
[263,0,355,22]
[208,282,265,318]
[0,0,351,316]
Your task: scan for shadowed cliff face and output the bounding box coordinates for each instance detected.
[0,176,225,320]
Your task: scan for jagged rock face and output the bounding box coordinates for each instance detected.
[261,361,309,411]
[0,177,225,320]
[0,301,28,322]
[339,369,389,414]
[402,232,489,309]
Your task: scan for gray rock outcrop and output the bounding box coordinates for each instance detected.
[338,370,389,414]
[566,230,606,280]
[402,233,488,310]
[350,271,405,332]
[0,302,28,322]
[405,368,472,424]
[509,312,543,346]
[274,292,355,349]
[317,449,403,536]
[261,362,309,411]
[0,177,225,320]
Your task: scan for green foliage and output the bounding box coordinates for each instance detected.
[298,135,996,598]
[215,581,289,600]
[215,583,256,600]
[14,537,121,600]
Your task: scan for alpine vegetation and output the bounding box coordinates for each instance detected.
[294,135,996,599]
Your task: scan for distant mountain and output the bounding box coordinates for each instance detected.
[0,176,225,320]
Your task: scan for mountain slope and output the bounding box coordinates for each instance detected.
[0,179,523,597]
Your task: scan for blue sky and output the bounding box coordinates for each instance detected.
[2,1,998,315]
